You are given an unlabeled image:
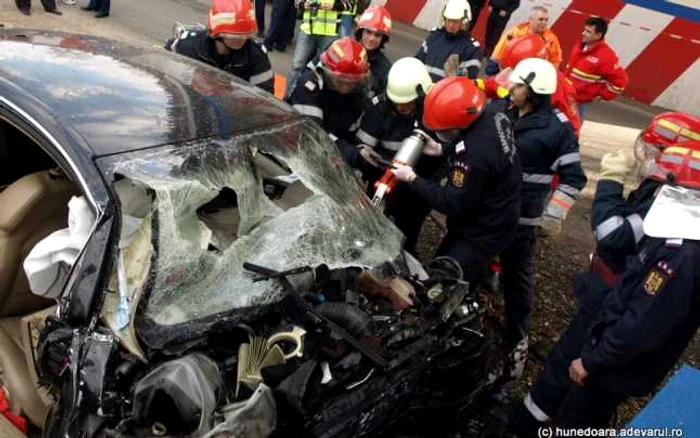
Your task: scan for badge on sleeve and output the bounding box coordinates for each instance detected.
[644,268,668,296]
[449,163,469,188]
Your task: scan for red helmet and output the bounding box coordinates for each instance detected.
[499,34,550,69]
[644,141,700,190]
[356,6,392,37]
[320,38,370,92]
[635,111,700,161]
[208,0,257,38]
[423,77,486,131]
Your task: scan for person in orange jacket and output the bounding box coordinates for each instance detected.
[477,34,581,137]
[486,5,562,75]
[565,16,628,120]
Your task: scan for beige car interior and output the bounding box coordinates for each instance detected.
[0,119,80,431]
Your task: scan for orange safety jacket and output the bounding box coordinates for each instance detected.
[491,22,563,69]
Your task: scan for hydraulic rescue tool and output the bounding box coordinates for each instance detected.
[371,131,426,210]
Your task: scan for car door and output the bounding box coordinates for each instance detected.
[0,97,116,326]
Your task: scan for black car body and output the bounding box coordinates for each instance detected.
[0,29,490,438]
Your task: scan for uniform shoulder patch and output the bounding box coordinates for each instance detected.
[305,81,317,91]
[449,162,470,188]
[553,108,570,124]
[644,268,669,296]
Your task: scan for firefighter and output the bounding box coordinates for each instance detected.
[166,0,275,94]
[391,77,521,286]
[354,5,393,97]
[306,5,393,98]
[565,16,628,120]
[284,0,352,98]
[507,113,700,435]
[510,142,700,432]
[416,0,482,82]
[489,58,587,391]
[286,37,369,159]
[477,34,582,137]
[354,57,437,254]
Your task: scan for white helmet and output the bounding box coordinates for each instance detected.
[443,0,472,23]
[508,57,558,95]
[386,57,433,104]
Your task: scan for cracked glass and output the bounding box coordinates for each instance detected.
[98,119,405,326]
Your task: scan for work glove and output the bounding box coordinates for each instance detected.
[392,163,417,184]
[444,54,461,78]
[358,145,383,168]
[539,214,563,237]
[599,148,637,185]
[540,188,577,237]
[415,130,443,156]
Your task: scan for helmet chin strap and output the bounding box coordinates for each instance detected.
[415,84,426,99]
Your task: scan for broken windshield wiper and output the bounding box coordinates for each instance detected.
[250,265,313,283]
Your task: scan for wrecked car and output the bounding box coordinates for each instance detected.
[0,29,491,438]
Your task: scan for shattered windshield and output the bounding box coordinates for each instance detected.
[98,119,405,327]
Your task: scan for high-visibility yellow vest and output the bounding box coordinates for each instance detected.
[300,0,340,36]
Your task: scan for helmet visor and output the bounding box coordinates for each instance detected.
[495,67,514,88]
[218,32,254,42]
[324,68,369,94]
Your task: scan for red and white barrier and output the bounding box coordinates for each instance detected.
[374,0,700,114]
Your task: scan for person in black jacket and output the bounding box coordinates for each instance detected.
[287,38,368,160]
[510,142,700,431]
[353,5,393,98]
[485,0,520,56]
[305,5,393,99]
[416,0,482,81]
[488,58,587,393]
[507,130,700,436]
[392,77,521,286]
[166,0,275,94]
[354,57,438,254]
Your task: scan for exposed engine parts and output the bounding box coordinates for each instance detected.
[38,259,490,438]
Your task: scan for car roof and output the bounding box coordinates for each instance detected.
[0,29,298,157]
